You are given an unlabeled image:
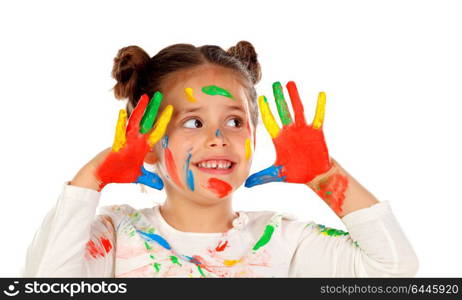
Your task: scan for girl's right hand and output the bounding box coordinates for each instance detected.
[71,92,173,192]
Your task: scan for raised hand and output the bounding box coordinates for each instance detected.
[95,92,173,191]
[245,81,332,187]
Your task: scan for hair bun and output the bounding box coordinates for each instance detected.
[112,45,150,100]
[227,41,261,85]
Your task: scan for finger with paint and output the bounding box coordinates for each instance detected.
[96,92,173,191]
[245,81,331,188]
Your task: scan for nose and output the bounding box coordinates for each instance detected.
[206,128,228,148]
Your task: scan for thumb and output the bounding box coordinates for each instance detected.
[135,165,164,190]
[244,164,286,188]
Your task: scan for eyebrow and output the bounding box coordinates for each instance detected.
[224,105,246,113]
[178,105,245,115]
[178,107,203,114]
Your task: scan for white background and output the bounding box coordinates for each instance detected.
[0,0,461,277]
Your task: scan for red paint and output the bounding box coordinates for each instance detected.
[191,255,214,273]
[286,81,306,126]
[100,237,113,253]
[127,94,149,133]
[315,173,348,214]
[96,94,153,191]
[273,124,331,183]
[165,148,183,188]
[206,178,232,198]
[86,237,112,259]
[215,240,228,252]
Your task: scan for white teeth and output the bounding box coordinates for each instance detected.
[197,160,232,169]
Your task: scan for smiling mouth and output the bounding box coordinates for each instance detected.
[195,160,234,169]
[194,159,236,174]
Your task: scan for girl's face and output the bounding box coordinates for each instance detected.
[151,65,255,204]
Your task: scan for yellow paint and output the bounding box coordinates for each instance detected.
[184,87,197,102]
[224,259,241,267]
[258,95,280,138]
[312,92,326,130]
[245,138,252,160]
[112,109,127,152]
[148,105,174,147]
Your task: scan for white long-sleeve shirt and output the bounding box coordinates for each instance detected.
[22,183,419,277]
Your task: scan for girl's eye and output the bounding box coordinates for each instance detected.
[226,117,243,128]
[183,118,203,129]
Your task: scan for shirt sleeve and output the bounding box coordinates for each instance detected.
[22,182,116,277]
[288,201,419,277]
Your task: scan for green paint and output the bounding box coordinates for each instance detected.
[140,91,163,134]
[144,241,152,250]
[317,224,349,236]
[130,212,141,222]
[252,225,275,251]
[353,241,360,248]
[153,262,161,272]
[149,254,155,260]
[197,265,206,277]
[129,230,135,237]
[170,255,182,266]
[272,81,293,126]
[147,228,155,234]
[325,191,332,195]
[202,85,234,99]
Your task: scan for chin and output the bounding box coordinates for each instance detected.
[191,191,233,207]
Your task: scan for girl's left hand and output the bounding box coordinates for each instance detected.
[245,81,332,187]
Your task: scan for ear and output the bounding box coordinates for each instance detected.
[144,148,159,164]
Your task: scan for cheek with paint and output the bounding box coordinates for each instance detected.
[161,135,196,192]
[204,178,233,198]
[164,147,183,188]
[245,138,252,161]
[161,135,183,188]
[246,120,256,150]
[184,150,195,191]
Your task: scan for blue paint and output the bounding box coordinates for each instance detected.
[183,255,201,265]
[135,165,164,190]
[215,129,221,137]
[184,152,195,191]
[161,135,169,149]
[137,230,171,250]
[186,170,194,191]
[244,165,286,188]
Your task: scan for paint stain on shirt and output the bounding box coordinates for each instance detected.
[252,225,275,251]
[215,240,228,252]
[86,237,112,259]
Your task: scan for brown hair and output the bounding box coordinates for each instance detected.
[111,41,262,127]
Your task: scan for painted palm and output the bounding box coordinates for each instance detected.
[96,92,173,191]
[245,81,332,187]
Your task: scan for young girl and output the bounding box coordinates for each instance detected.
[23,41,418,277]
